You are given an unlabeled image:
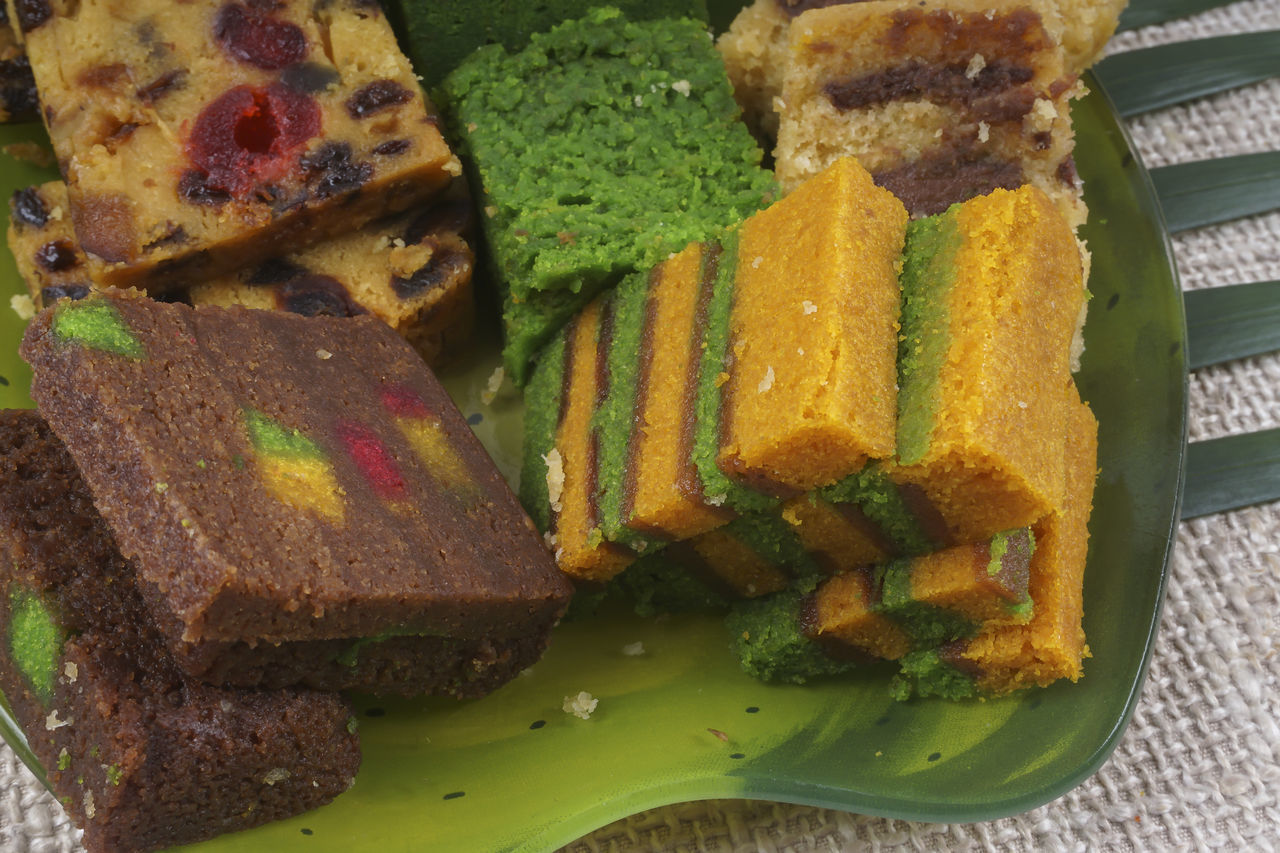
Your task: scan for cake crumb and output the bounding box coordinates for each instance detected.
[543,448,565,513]
[621,641,645,656]
[543,531,558,549]
[978,121,990,143]
[443,157,463,177]
[63,662,77,683]
[965,53,986,79]
[801,300,817,315]
[563,691,598,719]
[83,790,95,820]
[757,366,775,393]
[373,235,391,252]
[10,294,35,320]
[1029,97,1058,132]
[316,348,332,360]
[481,366,505,405]
[262,768,291,786]
[3,142,54,168]
[45,710,71,730]
[671,79,692,96]
[49,205,64,222]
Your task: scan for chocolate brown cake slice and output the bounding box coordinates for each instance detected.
[20,289,572,695]
[0,410,360,853]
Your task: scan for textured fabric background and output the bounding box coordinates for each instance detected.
[3,1,1278,851]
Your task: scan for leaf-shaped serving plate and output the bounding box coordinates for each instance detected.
[0,70,1184,851]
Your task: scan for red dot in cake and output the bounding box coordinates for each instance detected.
[335,420,406,501]
[214,3,307,71]
[380,385,433,420]
[186,83,320,199]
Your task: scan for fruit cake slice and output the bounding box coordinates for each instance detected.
[20,290,572,693]
[0,410,360,853]
[17,0,460,292]
[773,0,1086,232]
[718,0,1121,141]
[7,179,476,368]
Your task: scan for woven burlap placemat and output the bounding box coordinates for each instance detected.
[3,1,1278,850]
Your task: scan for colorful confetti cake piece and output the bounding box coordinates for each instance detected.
[20,289,572,695]
[0,410,360,852]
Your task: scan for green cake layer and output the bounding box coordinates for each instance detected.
[890,649,978,701]
[817,464,940,557]
[593,270,663,553]
[441,8,775,384]
[519,323,570,533]
[724,527,1034,689]
[388,0,709,88]
[726,582,859,684]
[896,208,963,465]
[690,229,778,513]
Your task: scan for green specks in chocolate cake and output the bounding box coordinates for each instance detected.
[244,409,326,460]
[243,409,344,521]
[7,586,64,705]
[50,299,143,358]
[726,582,857,684]
[896,209,963,465]
[441,7,774,383]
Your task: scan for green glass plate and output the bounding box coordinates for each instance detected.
[0,74,1184,851]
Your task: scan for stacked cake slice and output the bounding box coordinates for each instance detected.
[521,156,1095,697]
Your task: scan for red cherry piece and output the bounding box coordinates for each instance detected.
[186,83,320,199]
[214,3,307,71]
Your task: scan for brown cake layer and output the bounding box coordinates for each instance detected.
[0,410,360,853]
[20,290,572,691]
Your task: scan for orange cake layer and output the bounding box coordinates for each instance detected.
[961,387,1096,692]
[890,185,1083,544]
[624,242,736,540]
[907,529,1034,624]
[689,527,790,599]
[780,494,894,574]
[718,156,906,493]
[808,568,914,661]
[547,302,634,582]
